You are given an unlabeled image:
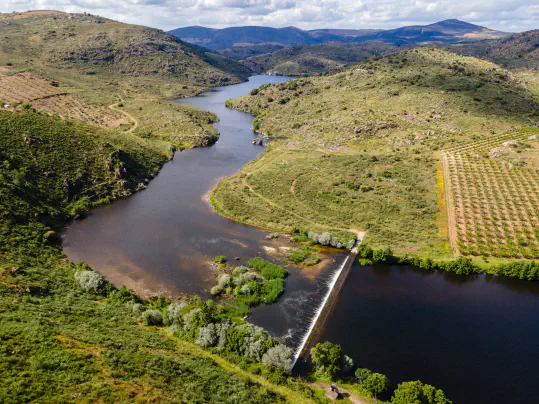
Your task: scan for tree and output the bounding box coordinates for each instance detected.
[391,380,452,404]
[355,368,372,385]
[310,341,342,377]
[363,372,389,399]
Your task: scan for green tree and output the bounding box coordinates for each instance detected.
[355,368,372,385]
[363,372,389,399]
[391,380,452,404]
[310,341,342,377]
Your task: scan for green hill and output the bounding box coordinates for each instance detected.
[213,48,539,259]
[242,42,397,76]
[0,11,251,148]
[0,110,326,403]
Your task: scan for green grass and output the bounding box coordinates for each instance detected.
[248,258,288,279]
[212,47,539,259]
[0,10,249,150]
[0,111,320,402]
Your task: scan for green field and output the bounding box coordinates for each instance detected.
[213,48,539,258]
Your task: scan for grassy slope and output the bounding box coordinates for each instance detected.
[242,42,397,76]
[0,110,324,403]
[0,10,250,148]
[212,48,539,257]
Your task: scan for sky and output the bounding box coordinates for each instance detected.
[1,0,538,32]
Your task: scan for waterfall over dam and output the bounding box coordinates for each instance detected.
[292,232,364,366]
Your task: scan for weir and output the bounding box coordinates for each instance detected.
[292,235,362,366]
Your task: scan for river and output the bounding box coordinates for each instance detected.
[63,76,539,404]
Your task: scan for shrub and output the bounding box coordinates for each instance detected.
[149,295,170,310]
[248,258,287,279]
[109,286,139,305]
[262,345,293,372]
[69,197,91,218]
[357,244,373,259]
[218,273,231,287]
[183,308,201,331]
[373,247,394,263]
[260,279,284,303]
[132,303,146,314]
[318,232,331,246]
[211,284,224,296]
[163,303,187,326]
[215,255,227,263]
[142,310,163,326]
[233,266,249,276]
[76,270,105,293]
[43,230,58,243]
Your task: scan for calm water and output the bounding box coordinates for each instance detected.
[319,262,539,404]
[63,76,539,403]
[62,75,346,348]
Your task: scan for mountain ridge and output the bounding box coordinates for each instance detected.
[169,19,510,51]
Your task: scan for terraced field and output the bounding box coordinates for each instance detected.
[442,129,539,258]
[0,69,129,129]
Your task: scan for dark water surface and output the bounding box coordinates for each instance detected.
[62,75,346,348]
[319,262,539,404]
[63,76,539,403]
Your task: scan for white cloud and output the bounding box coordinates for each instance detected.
[1,0,537,31]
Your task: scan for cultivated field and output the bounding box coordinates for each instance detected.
[0,69,129,129]
[442,129,539,258]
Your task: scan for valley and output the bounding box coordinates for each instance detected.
[1,7,538,404]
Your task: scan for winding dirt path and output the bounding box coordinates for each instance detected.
[108,96,138,133]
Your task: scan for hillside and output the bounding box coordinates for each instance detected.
[450,30,539,69]
[170,20,508,53]
[0,11,251,148]
[0,109,329,403]
[243,42,397,76]
[213,48,539,259]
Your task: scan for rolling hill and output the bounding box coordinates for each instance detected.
[449,29,539,69]
[0,10,251,148]
[243,42,397,76]
[213,48,539,260]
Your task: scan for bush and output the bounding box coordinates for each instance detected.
[132,303,146,314]
[261,345,293,372]
[109,286,139,305]
[76,270,105,293]
[163,303,187,326]
[69,197,91,218]
[357,244,373,259]
[248,258,288,279]
[149,295,170,310]
[372,247,394,263]
[211,284,224,296]
[215,255,227,263]
[142,310,163,326]
[233,266,249,276]
[260,279,284,303]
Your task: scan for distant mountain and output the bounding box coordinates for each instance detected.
[169,20,509,51]
[358,19,509,45]
[168,26,320,50]
[449,29,539,69]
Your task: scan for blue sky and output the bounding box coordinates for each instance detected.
[2,0,538,32]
